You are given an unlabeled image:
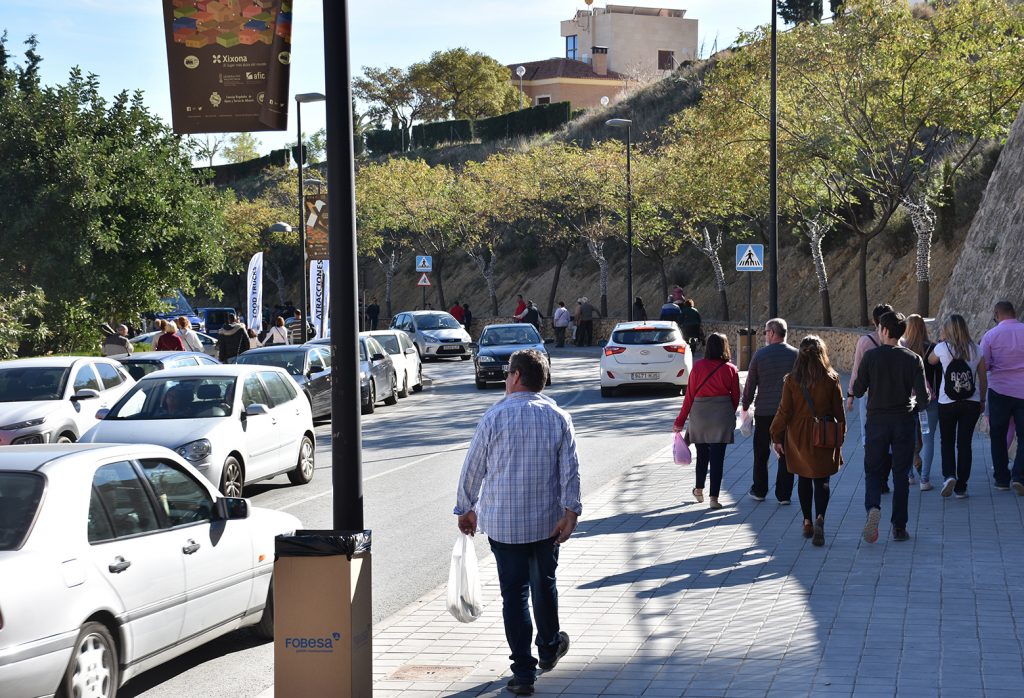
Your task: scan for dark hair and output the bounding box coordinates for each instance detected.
[995,300,1016,317]
[705,332,731,362]
[275,316,285,327]
[878,311,907,340]
[508,349,548,391]
[790,335,837,388]
[684,299,695,308]
[294,310,303,319]
[227,314,237,323]
[872,303,894,324]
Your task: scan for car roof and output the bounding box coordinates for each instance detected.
[611,321,680,330]
[407,311,450,317]
[0,443,136,472]
[242,345,307,354]
[121,351,212,362]
[136,365,279,379]
[0,356,108,369]
[364,330,400,336]
[481,323,536,331]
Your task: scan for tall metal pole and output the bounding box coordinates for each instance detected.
[323,0,363,531]
[296,102,308,344]
[768,0,779,318]
[519,75,524,110]
[625,125,633,322]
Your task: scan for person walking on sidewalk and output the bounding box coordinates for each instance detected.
[454,349,580,696]
[847,303,895,493]
[904,314,941,490]
[673,333,741,510]
[929,314,986,498]
[770,336,845,547]
[852,311,929,543]
[552,301,571,347]
[742,318,798,505]
[980,300,1024,493]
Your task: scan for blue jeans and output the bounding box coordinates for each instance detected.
[918,403,940,482]
[988,389,1024,486]
[489,537,562,684]
[865,413,916,528]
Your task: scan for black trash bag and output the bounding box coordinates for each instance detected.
[275,530,371,560]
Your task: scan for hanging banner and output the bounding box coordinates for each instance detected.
[162,0,293,134]
[304,194,330,260]
[246,251,264,333]
[310,259,330,339]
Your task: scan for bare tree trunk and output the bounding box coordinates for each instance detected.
[469,249,499,315]
[694,227,729,321]
[586,238,609,317]
[904,196,936,317]
[547,257,565,318]
[658,256,668,303]
[376,251,398,318]
[434,258,446,310]
[265,260,288,307]
[807,218,833,327]
[858,237,869,327]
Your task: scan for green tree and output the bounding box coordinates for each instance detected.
[223,132,261,163]
[191,133,226,167]
[410,48,519,120]
[0,36,230,353]
[778,0,823,25]
[353,65,442,151]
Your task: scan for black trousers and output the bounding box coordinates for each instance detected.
[751,415,794,500]
[798,476,830,521]
[576,320,594,347]
[865,413,916,528]
[938,400,982,493]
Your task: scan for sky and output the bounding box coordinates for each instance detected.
[2,0,775,163]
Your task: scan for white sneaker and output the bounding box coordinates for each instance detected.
[940,478,956,497]
[920,481,934,491]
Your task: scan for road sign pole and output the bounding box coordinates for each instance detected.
[747,272,753,368]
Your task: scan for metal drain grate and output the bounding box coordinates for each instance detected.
[389,664,471,681]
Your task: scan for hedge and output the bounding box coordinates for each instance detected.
[413,119,474,149]
[475,101,572,143]
[365,128,403,156]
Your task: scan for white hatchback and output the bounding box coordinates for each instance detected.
[0,444,300,698]
[81,365,315,497]
[599,321,693,397]
[364,330,424,396]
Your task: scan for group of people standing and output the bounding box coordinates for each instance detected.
[673,300,1024,547]
[513,294,600,348]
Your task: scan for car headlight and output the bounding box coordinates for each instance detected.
[0,417,46,431]
[477,355,496,363]
[424,335,442,344]
[175,438,212,462]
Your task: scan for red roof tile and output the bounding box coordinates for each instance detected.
[508,58,624,82]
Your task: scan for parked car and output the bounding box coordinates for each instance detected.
[389,311,472,360]
[116,351,220,381]
[197,307,237,333]
[233,345,333,420]
[81,365,315,496]
[599,320,692,397]
[470,323,551,389]
[148,290,202,330]
[0,357,135,445]
[307,336,399,414]
[0,443,300,698]
[129,329,219,358]
[364,329,423,396]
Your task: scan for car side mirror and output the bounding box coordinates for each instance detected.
[95,408,110,420]
[71,389,100,401]
[245,403,270,417]
[405,347,416,354]
[214,497,249,520]
[372,353,386,362]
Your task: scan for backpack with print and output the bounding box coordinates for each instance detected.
[942,343,976,401]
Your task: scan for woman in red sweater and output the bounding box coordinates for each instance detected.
[155,322,185,351]
[673,333,741,509]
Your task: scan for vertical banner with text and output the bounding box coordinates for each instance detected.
[304,194,330,260]
[246,252,264,333]
[162,0,293,133]
[310,260,330,339]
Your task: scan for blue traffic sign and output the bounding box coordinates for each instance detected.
[415,255,433,273]
[736,244,764,272]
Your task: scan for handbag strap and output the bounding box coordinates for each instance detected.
[692,360,727,398]
[799,383,820,421]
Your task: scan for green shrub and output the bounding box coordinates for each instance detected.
[413,120,474,149]
[365,128,402,156]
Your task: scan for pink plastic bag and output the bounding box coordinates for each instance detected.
[673,431,693,465]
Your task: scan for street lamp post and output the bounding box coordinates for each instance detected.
[606,118,633,321]
[295,92,327,344]
[516,65,526,110]
[768,0,779,318]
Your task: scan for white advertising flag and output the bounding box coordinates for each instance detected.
[309,259,330,339]
[246,252,263,333]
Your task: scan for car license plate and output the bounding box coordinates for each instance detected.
[502,364,510,372]
[443,344,461,351]
[632,372,659,380]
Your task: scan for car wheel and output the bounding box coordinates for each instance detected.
[460,354,470,361]
[219,456,244,497]
[600,387,615,398]
[361,383,376,415]
[254,579,274,640]
[287,436,315,485]
[56,432,76,444]
[398,374,409,398]
[412,367,424,392]
[59,621,118,698]
[475,378,487,389]
[384,373,399,405]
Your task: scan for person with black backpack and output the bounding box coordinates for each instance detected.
[928,314,986,499]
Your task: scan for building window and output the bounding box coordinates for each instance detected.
[566,35,578,61]
[658,50,675,71]
[536,95,551,105]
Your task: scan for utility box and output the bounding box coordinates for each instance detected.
[737,328,757,371]
[274,531,372,698]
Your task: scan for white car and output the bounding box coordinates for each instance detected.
[0,357,135,446]
[81,365,315,496]
[364,330,424,396]
[129,330,219,358]
[599,321,693,397]
[0,443,300,698]
[389,311,472,360]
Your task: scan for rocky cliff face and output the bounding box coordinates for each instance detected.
[938,102,1024,339]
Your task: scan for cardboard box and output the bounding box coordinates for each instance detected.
[274,552,372,697]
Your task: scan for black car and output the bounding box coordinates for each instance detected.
[233,345,332,419]
[116,351,220,381]
[471,324,551,389]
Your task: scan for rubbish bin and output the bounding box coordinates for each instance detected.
[736,328,757,371]
[274,530,372,698]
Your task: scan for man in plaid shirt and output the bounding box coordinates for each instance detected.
[455,349,582,696]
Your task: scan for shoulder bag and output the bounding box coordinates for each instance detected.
[799,382,844,449]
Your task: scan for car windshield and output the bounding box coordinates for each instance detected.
[0,367,71,402]
[374,335,401,354]
[121,361,162,382]
[417,314,460,330]
[235,350,305,376]
[612,328,680,345]
[108,377,236,420]
[0,472,45,550]
[480,327,541,346]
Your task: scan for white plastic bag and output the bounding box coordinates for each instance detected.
[447,535,484,623]
[673,431,693,465]
[739,409,754,438]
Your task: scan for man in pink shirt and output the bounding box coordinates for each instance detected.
[980,300,1024,492]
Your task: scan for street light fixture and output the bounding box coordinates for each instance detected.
[515,65,526,110]
[606,117,634,321]
[294,92,327,344]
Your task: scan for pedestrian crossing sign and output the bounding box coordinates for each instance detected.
[736,244,764,272]
[415,255,433,272]
[417,273,431,287]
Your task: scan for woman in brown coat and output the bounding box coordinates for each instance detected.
[770,336,846,546]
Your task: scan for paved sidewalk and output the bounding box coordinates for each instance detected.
[373,406,1024,697]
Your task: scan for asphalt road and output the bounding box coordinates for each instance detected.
[121,348,685,698]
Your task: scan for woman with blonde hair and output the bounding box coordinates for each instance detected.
[175,315,204,353]
[155,319,185,351]
[903,314,941,490]
[928,314,986,498]
[770,336,845,546]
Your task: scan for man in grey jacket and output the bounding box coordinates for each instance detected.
[742,318,798,503]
